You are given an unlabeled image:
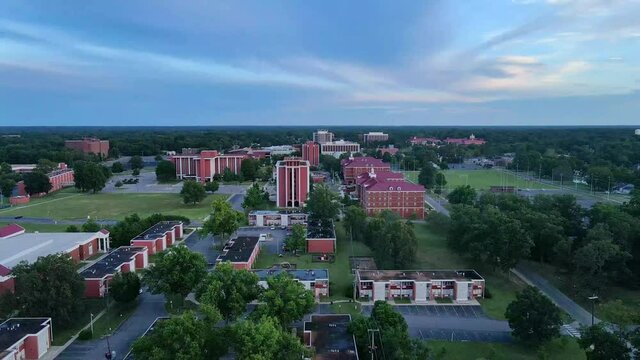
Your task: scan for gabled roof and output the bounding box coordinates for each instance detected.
[341,156,389,168]
[0,224,25,239]
[362,176,425,192]
[0,264,11,277]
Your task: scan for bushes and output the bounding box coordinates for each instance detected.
[77,329,93,340]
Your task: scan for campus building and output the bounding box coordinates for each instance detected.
[170,149,245,182]
[377,145,398,156]
[303,315,359,360]
[0,318,53,360]
[64,138,109,157]
[227,147,271,159]
[408,136,441,146]
[130,221,184,255]
[320,140,360,158]
[248,210,308,227]
[0,224,110,294]
[312,130,334,144]
[306,220,336,254]
[356,270,485,303]
[444,134,486,146]
[363,132,389,143]
[253,268,329,299]
[341,156,391,185]
[356,170,425,219]
[10,163,75,205]
[216,236,260,270]
[276,157,310,208]
[301,141,320,167]
[80,246,149,298]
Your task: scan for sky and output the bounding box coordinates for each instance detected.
[0,0,639,126]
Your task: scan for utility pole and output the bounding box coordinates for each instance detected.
[368,329,380,360]
[588,295,598,326]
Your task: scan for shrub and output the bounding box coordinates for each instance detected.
[115,181,123,188]
[484,287,493,299]
[132,169,140,176]
[78,329,93,340]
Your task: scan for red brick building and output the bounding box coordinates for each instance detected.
[444,134,486,145]
[377,145,399,156]
[341,156,391,185]
[130,221,183,255]
[306,220,336,254]
[65,138,109,157]
[356,170,425,219]
[170,149,245,182]
[0,318,53,360]
[216,236,260,270]
[12,163,74,203]
[80,246,148,298]
[301,141,320,167]
[408,136,440,146]
[276,157,310,208]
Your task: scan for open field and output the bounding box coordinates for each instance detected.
[403,170,552,191]
[412,222,525,320]
[254,224,373,300]
[0,222,70,232]
[428,338,585,360]
[0,191,228,221]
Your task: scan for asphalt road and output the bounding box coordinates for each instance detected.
[55,292,167,360]
[0,216,117,226]
[227,193,245,211]
[424,194,449,216]
[183,230,219,266]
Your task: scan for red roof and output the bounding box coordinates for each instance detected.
[341,156,389,168]
[0,223,25,239]
[360,173,425,192]
[99,229,110,235]
[0,264,11,276]
[356,171,404,186]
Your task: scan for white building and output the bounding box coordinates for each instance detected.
[320,140,361,157]
[247,210,308,227]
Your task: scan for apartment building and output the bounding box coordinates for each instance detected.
[65,138,109,157]
[216,236,261,270]
[81,246,149,298]
[356,170,425,219]
[301,141,320,167]
[130,221,183,255]
[276,157,310,208]
[312,130,334,144]
[320,140,360,158]
[341,156,391,185]
[0,318,53,360]
[253,268,329,299]
[170,149,245,182]
[363,132,389,143]
[247,210,308,227]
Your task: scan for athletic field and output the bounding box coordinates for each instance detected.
[403,169,553,190]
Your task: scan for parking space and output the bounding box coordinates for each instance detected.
[236,227,289,255]
[413,328,512,343]
[364,305,486,319]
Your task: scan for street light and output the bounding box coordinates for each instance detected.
[588,295,599,326]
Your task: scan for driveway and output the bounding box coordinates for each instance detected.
[227,193,245,212]
[55,292,167,360]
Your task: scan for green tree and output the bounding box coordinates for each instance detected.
[447,185,477,205]
[256,273,314,328]
[505,286,562,346]
[374,218,417,269]
[306,183,339,221]
[132,168,140,176]
[202,198,242,240]
[23,171,52,195]
[156,160,176,182]
[623,189,640,217]
[222,168,238,182]
[111,161,124,173]
[434,172,447,193]
[180,180,207,204]
[240,158,259,181]
[197,262,260,322]
[110,272,141,303]
[11,254,85,327]
[231,316,308,360]
[284,224,306,254]
[587,166,613,191]
[35,159,57,173]
[81,218,101,232]
[578,324,630,360]
[0,162,12,175]
[242,183,268,210]
[417,164,437,189]
[0,177,16,199]
[65,225,79,232]
[143,246,208,298]
[74,161,107,193]
[129,155,144,170]
[344,205,367,243]
[115,180,123,188]
[204,181,219,193]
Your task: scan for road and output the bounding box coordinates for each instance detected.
[55,292,167,360]
[227,193,245,212]
[0,216,117,226]
[424,194,449,216]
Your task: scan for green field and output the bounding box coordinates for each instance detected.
[254,224,372,300]
[0,222,70,232]
[428,338,585,360]
[404,169,552,191]
[0,191,228,221]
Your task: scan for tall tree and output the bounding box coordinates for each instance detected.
[111,161,124,173]
[11,254,85,328]
[180,180,207,204]
[23,171,52,195]
[374,218,417,269]
[110,272,141,303]
[81,218,101,232]
[0,177,16,199]
[256,273,314,328]
[505,286,562,346]
[74,161,107,193]
[343,205,367,243]
[242,183,268,211]
[143,246,208,298]
[35,159,57,173]
[197,262,260,322]
[202,198,242,240]
[240,158,259,181]
[156,160,176,182]
[231,316,308,360]
[417,164,437,189]
[306,183,339,221]
[447,185,477,205]
[204,181,219,193]
[284,224,306,254]
[578,324,630,360]
[129,155,144,170]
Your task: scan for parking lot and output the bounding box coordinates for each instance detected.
[236,227,289,255]
[388,305,487,318]
[415,329,512,342]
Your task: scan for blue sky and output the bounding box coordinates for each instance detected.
[0,0,639,126]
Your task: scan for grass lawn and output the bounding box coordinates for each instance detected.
[428,338,585,360]
[412,222,525,320]
[403,170,553,191]
[329,302,362,318]
[52,299,107,345]
[254,224,373,300]
[0,222,70,232]
[0,192,228,221]
[90,300,139,338]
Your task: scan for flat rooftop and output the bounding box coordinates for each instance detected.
[80,246,145,279]
[0,318,50,354]
[306,220,335,239]
[253,268,328,281]
[0,232,105,269]
[132,221,181,241]
[358,270,483,282]
[217,236,259,263]
[251,210,307,215]
[304,315,358,360]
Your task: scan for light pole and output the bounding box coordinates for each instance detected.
[90,313,94,337]
[588,295,598,326]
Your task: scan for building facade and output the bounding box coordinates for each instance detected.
[363,132,389,143]
[320,140,360,157]
[170,149,245,182]
[12,163,74,202]
[253,268,329,299]
[248,210,308,227]
[356,270,484,303]
[130,221,183,255]
[276,157,310,208]
[81,246,148,298]
[312,130,334,144]
[64,138,109,157]
[341,156,391,185]
[356,170,425,219]
[301,141,320,167]
[0,318,53,360]
[216,236,261,270]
